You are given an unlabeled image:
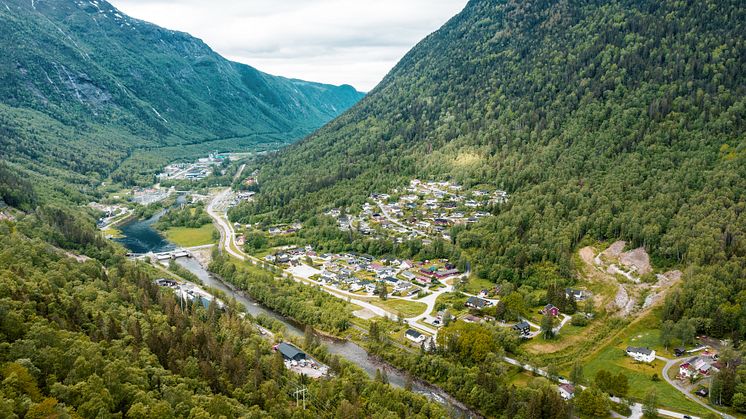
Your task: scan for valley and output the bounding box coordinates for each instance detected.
[99,158,727,418]
[0,0,743,418]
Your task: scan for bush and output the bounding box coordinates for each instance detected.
[571,313,589,327]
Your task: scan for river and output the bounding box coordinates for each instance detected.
[117,214,474,417]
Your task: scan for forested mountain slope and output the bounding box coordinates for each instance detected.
[240,0,745,334]
[0,0,362,195]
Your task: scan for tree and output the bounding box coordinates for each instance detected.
[732,393,746,413]
[659,320,675,350]
[375,280,388,300]
[570,361,584,385]
[673,318,696,347]
[612,373,629,398]
[502,292,526,321]
[541,312,554,340]
[595,370,628,397]
[575,388,609,417]
[643,390,658,418]
[442,310,453,326]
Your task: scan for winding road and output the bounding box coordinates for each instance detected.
[658,355,733,419]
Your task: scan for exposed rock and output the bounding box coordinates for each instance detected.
[601,240,626,260]
[620,247,651,275]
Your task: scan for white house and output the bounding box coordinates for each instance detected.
[626,346,656,363]
[558,384,575,400]
[364,282,377,294]
[405,329,426,344]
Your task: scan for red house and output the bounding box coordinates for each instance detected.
[540,304,560,317]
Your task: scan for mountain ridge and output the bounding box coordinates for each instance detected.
[0,0,364,193]
[237,0,744,282]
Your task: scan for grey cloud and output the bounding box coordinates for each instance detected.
[109,0,467,90]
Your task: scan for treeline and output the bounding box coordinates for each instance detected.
[0,223,446,418]
[367,319,569,417]
[208,252,353,333]
[156,202,211,229]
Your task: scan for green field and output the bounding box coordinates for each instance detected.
[580,312,710,416]
[430,292,469,316]
[462,276,496,295]
[164,224,217,247]
[370,298,428,318]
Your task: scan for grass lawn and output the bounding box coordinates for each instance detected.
[164,224,216,247]
[580,310,710,416]
[462,275,496,295]
[507,369,543,387]
[583,344,708,416]
[370,298,428,318]
[430,292,469,316]
[102,227,123,238]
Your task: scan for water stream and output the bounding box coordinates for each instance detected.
[117,211,474,417]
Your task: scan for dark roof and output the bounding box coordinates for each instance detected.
[278,342,306,360]
[626,346,653,356]
[405,329,423,339]
[467,296,489,308]
[513,321,530,330]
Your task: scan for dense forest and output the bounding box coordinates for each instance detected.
[233,0,745,338]
[0,216,452,418]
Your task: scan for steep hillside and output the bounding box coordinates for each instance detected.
[238,0,745,333]
[0,0,362,194]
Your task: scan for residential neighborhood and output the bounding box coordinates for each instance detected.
[325,179,508,243]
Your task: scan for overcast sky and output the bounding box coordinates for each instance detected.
[108,0,469,91]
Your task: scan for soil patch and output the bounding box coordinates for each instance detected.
[620,247,652,275]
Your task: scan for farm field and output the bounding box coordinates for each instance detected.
[164,224,217,247]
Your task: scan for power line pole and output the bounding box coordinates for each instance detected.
[293,386,307,410]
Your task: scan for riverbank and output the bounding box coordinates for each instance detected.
[175,253,478,418]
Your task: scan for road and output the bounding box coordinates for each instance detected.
[373,199,427,237]
[206,188,430,330]
[207,187,723,419]
[659,355,733,418]
[503,355,710,419]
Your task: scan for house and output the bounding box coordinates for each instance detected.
[695,388,709,397]
[401,271,416,281]
[276,254,290,264]
[383,276,399,284]
[513,321,531,335]
[680,356,720,378]
[435,268,460,278]
[478,289,490,298]
[394,281,412,292]
[349,282,363,292]
[433,218,450,226]
[407,287,422,297]
[276,342,306,362]
[405,329,426,344]
[154,278,178,287]
[565,288,592,301]
[364,282,377,294]
[559,384,575,400]
[415,275,432,284]
[674,347,687,357]
[540,304,560,317]
[626,346,656,363]
[466,296,491,309]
